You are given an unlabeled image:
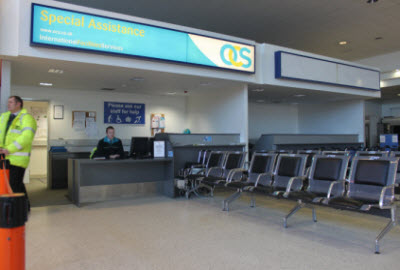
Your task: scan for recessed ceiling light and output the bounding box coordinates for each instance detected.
[293,94,306,97]
[252,89,264,92]
[256,99,265,103]
[121,84,127,87]
[131,77,144,81]
[167,92,177,95]
[339,41,347,45]
[39,82,53,86]
[397,93,400,97]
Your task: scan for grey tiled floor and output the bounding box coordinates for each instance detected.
[26,178,70,207]
[26,193,400,270]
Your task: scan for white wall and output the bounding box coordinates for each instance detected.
[0,0,19,56]
[381,101,400,117]
[186,84,248,144]
[365,100,382,147]
[298,100,365,142]
[248,102,298,141]
[13,86,187,140]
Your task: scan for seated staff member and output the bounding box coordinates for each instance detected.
[92,126,124,159]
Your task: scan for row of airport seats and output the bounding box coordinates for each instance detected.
[266,149,400,184]
[183,149,399,254]
[184,151,247,198]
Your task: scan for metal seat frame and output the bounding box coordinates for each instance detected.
[222,153,277,211]
[323,156,398,254]
[282,154,349,228]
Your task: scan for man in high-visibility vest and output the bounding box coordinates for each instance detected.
[0,96,37,211]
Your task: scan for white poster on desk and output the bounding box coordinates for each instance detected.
[153,141,165,158]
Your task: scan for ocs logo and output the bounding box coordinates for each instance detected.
[220,44,252,69]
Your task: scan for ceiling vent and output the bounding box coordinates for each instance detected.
[100,88,115,91]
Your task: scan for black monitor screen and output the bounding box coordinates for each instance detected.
[130,137,150,157]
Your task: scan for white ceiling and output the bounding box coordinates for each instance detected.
[11,57,371,104]
[10,0,396,104]
[377,84,400,101]
[56,0,400,61]
[11,56,240,96]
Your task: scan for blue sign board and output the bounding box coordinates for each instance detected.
[30,4,255,73]
[104,102,145,125]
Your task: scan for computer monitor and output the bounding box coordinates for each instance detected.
[130,137,150,158]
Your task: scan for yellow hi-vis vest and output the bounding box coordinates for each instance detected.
[0,109,37,168]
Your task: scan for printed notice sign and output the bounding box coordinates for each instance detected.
[153,141,166,158]
[104,102,145,124]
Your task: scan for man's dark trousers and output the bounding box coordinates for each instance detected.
[9,164,30,210]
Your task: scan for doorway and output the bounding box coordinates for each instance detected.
[23,100,70,207]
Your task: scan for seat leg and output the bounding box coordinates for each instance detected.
[312,206,317,223]
[209,186,215,197]
[185,186,197,199]
[222,190,242,211]
[283,201,305,228]
[250,192,256,208]
[185,182,211,199]
[375,205,397,254]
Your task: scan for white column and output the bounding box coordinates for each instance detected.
[0,60,11,113]
[241,84,249,153]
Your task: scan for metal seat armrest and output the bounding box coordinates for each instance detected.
[227,168,248,183]
[285,176,307,193]
[196,168,206,175]
[379,184,396,209]
[191,168,206,176]
[254,172,275,187]
[326,180,346,199]
[191,164,205,169]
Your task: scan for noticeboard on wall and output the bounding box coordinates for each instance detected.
[104,101,145,124]
[151,113,165,136]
